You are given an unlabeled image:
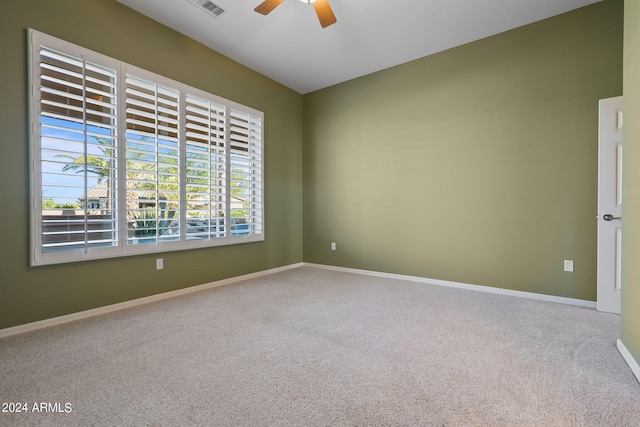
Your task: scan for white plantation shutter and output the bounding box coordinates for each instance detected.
[125,75,181,245]
[36,43,118,260]
[229,109,263,236]
[30,30,264,266]
[185,94,227,239]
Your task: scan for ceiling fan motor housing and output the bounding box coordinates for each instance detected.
[255,0,336,28]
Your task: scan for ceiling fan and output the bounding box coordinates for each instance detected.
[254,0,337,28]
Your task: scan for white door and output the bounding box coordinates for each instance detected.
[597,96,623,314]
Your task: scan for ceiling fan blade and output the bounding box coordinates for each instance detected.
[312,0,337,28]
[254,0,284,15]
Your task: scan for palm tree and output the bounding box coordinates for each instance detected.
[56,136,114,183]
[53,136,114,213]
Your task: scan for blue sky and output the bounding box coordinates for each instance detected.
[40,116,113,205]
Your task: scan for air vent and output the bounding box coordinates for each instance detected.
[190,0,225,17]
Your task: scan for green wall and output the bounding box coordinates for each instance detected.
[0,0,629,332]
[621,0,640,365]
[303,0,623,300]
[0,0,303,329]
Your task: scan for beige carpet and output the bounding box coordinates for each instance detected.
[1,266,639,426]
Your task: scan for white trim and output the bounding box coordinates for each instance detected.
[29,29,265,267]
[303,263,597,309]
[0,261,599,339]
[0,263,303,339]
[617,339,640,384]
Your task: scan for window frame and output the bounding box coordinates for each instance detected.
[29,29,264,266]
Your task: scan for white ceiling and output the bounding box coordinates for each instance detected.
[117,0,601,94]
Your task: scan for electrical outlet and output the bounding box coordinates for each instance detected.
[156,258,164,270]
[331,242,336,251]
[564,260,574,272]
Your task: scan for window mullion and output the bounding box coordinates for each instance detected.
[209,101,216,240]
[81,56,89,253]
[179,89,187,242]
[117,64,127,254]
[224,108,231,237]
[154,84,160,244]
[212,100,220,239]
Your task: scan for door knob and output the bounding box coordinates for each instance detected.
[603,214,622,221]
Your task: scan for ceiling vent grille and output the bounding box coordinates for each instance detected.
[190,0,225,17]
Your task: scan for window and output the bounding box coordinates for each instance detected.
[29,30,264,266]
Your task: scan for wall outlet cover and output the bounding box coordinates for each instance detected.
[564,260,574,272]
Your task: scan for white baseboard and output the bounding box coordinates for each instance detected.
[303,263,597,309]
[0,261,598,339]
[0,262,304,339]
[617,339,640,384]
